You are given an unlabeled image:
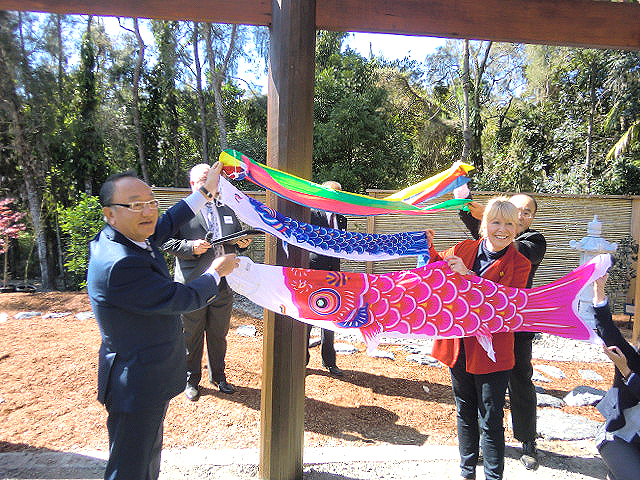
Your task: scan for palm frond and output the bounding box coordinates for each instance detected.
[607,119,640,160]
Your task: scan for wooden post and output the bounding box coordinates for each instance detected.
[260,1,315,479]
[632,198,640,344]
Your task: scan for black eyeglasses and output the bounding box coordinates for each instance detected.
[106,200,159,212]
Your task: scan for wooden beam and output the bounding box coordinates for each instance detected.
[0,0,272,25]
[260,1,315,479]
[318,0,640,50]
[3,0,640,50]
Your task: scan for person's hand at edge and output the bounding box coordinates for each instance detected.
[467,201,484,220]
[192,239,211,255]
[445,255,473,276]
[234,237,252,249]
[603,345,632,379]
[207,253,239,277]
[425,229,435,247]
[203,162,223,197]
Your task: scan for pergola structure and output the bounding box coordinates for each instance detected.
[3,1,640,479]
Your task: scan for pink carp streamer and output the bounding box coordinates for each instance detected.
[227,255,611,361]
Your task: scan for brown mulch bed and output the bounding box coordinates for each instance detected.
[0,291,618,453]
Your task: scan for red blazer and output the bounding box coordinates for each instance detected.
[430,238,531,374]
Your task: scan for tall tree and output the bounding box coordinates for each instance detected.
[205,23,239,150]
[313,31,412,193]
[72,16,106,195]
[192,22,209,162]
[151,20,182,185]
[0,11,53,288]
[117,17,149,183]
[424,40,525,173]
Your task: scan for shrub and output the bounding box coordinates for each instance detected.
[58,194,104,289]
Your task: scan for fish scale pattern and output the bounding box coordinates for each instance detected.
[286,263,529,338]
[249,196,430,256]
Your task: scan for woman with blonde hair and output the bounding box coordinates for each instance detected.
[427,197,531,480]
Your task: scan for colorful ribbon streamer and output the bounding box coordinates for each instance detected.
[227,254,610,361]
[219,149,471,216]
[218,177,431,262]
[384,160,475,205]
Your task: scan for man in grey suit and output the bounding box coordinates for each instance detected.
[162,164,252,400]
[87,163,238,480]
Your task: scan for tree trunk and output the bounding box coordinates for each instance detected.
[193,22,209,163]
[206,23,238,151]
[132,18,149,183]
[56,14,64,101]
[10,114,51,289]
[470,41,492,172]
[1,12,53,289]
[585,67,596,194]
[461,40,471,163]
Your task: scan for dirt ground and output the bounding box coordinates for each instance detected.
[0,291,618,454]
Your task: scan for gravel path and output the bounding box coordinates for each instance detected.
[0,295,612,480]
[0,442,606,479]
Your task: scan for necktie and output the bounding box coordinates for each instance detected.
[205,203,225,257]
[144,239,156,258]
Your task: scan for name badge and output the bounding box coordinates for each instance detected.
[223,215,234,224]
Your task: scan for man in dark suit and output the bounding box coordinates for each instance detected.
[458,191,546,471]
[162,164,252,400]
[306,180,346,376]
[87,163,238,480]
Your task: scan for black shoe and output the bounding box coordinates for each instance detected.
[520,441,539,470]
[324,365,344,376]
[214,379,236,394]
[184,384,199,401]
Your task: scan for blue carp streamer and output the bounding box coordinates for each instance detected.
[218,177,431,262]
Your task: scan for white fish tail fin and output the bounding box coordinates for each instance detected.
[474,324,496,362]
[360,322,383,354]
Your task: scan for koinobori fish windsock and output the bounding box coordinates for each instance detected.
[217,176,431,262]
[227,254,611,361]
[219,149,471,216]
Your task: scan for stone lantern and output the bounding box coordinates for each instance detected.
[569,215,617,328]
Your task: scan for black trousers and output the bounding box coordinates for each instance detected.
[450,349,510,480]
[508,332,537,443]
[182,282,233,386]
[598,436,640,480]
[305,325,337,367]
[104,402,168,480]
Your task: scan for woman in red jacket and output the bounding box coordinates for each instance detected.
[429,197,531,480]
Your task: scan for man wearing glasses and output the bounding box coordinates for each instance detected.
[162,163,251,401]
[458,192,546,471]
[87,163,239,480]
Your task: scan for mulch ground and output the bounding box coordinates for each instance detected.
[0,291,618,453]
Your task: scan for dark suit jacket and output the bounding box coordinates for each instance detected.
[309,209,347,271]
[87,199,219,413]
[162,203,244,283]
[594,303,640,434]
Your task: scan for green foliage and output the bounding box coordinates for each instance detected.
[58,194,103,289]
[312,31,413,193]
